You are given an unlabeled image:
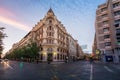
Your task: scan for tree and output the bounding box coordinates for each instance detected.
[0,27,7,59]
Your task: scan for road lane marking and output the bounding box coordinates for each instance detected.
[6,63,13,70]
[90,64,93,80]
[70,74,77,77]
[104,66,114,73]
[4,62,14,70]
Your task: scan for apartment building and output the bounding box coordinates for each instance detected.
[7,8,83,62]
[95,0,120,63]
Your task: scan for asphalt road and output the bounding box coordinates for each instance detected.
[0,60,120,80]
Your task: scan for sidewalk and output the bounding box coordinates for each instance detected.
[51,61,65,64]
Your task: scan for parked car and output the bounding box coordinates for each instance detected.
[4,59,9,62]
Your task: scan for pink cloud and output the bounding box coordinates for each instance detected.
[0,7,31,32]
[0,7,16,18]
[0,16,31,32]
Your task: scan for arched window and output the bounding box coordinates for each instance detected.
[49,20,52,23]
[47,26,54,31]
[47,39,54,44]
[47,48,53,52]
[47,26,54,37]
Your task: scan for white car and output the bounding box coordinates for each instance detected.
[4,59,9,62]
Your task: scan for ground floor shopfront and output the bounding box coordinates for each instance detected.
[101,54,120,63]
[39,52,67,62]
[38,45,78,62]
[100,48,120,63]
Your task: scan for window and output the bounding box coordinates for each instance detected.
[47,39,54,44]
[47,26,54,37]
[102,20,108,25]
[60,54,62,60]
[47,26,53,31]
[47,32,54,37]
[57,54,59,60]
[113,2,120,8]
[117,39,120,42]
[49,20,52,23]
[115,19,120,24]
[47,48,53,52]
[114,10,120,16]
[57,48,59,52]
[116,29,120,34]
[115,24,119,27]
[105,42,111,46]
[101,7,107,12]
[105,50,112,54]
[116,29,120,32]
[101,14,108,18]
[115,19,120,27]
[104,35,110,39]
[103,28,109,32]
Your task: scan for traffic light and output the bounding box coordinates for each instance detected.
[95,49,101,55]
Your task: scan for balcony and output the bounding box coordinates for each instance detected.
[105,46,112,49]
[102,17,109,21]
[112,0,120,3]
[102,24,109,28]
[104,31,110,34]
[104,38,111,42]
[114,15,120,20]
[101,10,108,15]
[113,6,120,11]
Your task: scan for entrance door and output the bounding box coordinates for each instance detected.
[40,54,43,60]
[47,53,53,61]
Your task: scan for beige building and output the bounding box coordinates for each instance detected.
[7,8,83,62]
[95,0,120,63]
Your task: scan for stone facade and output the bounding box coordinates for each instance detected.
[7,8,83,62]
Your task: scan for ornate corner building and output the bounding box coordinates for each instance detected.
[7,8,84,62]
[95,0,120,63]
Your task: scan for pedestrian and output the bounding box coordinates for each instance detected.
[65,57,68,63]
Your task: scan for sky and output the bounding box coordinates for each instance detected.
[0,0,106,54]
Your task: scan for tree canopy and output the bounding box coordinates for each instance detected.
[5,42,40,60]
[0,27,7,58]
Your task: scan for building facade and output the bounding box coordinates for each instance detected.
[7,8,83,62]
[95,0,120,63]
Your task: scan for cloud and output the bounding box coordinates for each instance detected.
[0,16,31,32]
[0,7,16,18]
[0,7,31,32]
